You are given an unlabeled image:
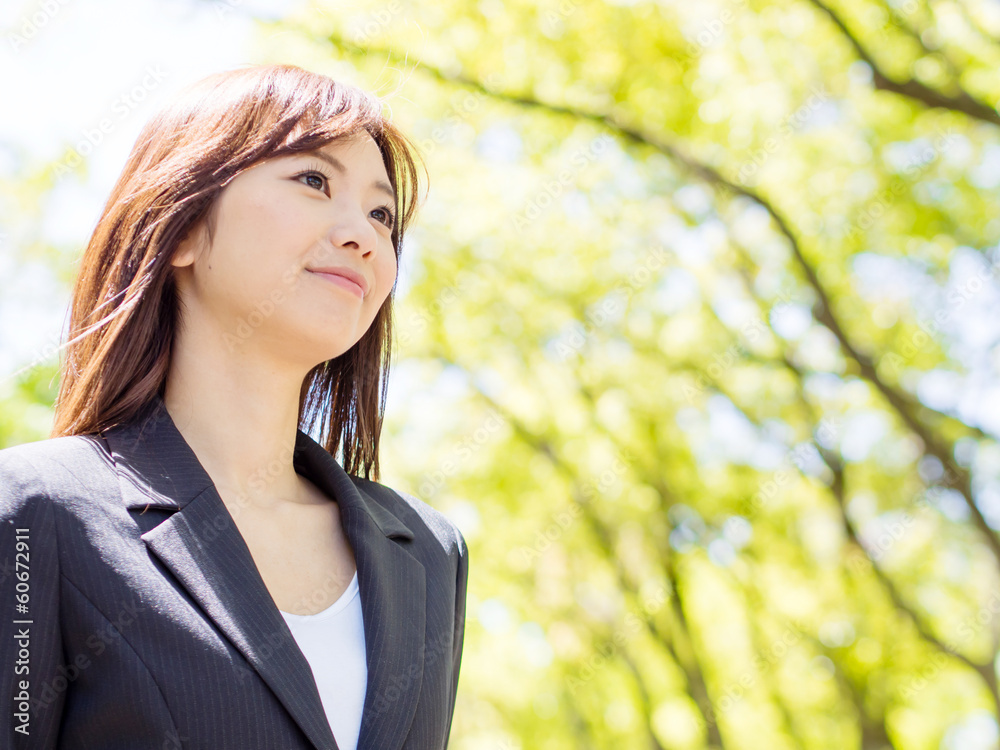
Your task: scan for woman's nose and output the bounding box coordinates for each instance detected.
[326,203,378,254]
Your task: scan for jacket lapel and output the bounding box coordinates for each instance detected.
[100,394,426,750]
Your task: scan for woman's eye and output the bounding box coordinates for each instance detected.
[297,170,328,193]
[371,206,396,229]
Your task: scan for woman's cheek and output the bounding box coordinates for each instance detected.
[374,257,395,302]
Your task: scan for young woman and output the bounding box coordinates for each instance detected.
[1,63,468,750]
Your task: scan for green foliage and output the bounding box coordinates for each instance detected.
[263,1,1000,746]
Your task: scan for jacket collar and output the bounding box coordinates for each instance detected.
[100,393,426,750]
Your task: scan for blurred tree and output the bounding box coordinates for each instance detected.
[0,157,68,446]
[252,0,1000,747]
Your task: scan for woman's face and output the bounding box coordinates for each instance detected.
[171,131,398,366]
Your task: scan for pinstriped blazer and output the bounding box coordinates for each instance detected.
[0,393,469,750]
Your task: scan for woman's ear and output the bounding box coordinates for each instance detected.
[171,216,211,269]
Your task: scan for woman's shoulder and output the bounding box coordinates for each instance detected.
[0,433,114,510]
[349,475,468,558]
[0,432,111,474]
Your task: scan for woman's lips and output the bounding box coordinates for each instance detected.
[308,270,364,298]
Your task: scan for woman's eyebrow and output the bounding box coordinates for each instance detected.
[300,148,396,202]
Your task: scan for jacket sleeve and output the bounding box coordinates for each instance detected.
[0,451,66,749]
[443,525,468,749]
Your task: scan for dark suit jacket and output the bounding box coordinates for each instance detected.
[1,394,469,750]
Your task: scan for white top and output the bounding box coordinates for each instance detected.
[279,570,367,750]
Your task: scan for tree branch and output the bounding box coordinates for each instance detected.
[323,30,995,447]
[804,0,1000,125]
[696,354,1000,719]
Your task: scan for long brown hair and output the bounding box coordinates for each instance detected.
[50,63,423,481]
